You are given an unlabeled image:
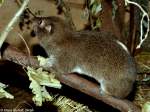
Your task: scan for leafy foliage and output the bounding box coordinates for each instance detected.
[26,66,62,106]
[90,0,102,15]
[0,82,14,99]
[0,0,4,7]
[83,0,102,30]
[142,102,150,112]
[89,0,102,30]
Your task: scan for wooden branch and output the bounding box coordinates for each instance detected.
[1,45,141,112]
[15,0,36,17]
[125,0,150,49]
[127,5,137,56]
[0,0,30,49]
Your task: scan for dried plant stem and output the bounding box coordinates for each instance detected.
[0,0,30,49]
[17,33,31,65]
[17,33,31,57]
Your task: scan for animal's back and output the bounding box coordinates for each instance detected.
[69,31,137,98]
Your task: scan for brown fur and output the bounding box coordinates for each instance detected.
[32,16,137,98]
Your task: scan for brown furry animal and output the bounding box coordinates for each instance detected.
[32,16,137,98]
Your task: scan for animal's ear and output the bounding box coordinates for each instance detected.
[39,20,45,28]
[45,25,52,33]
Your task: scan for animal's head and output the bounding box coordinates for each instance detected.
[32,16,71,40]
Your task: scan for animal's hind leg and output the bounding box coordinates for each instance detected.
[98,79,112,96]
[99,79,133,98]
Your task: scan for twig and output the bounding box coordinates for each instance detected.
[17,33,31,65]
[15,0,36,17]
[125,0,150,49]
[127,5,137,56]
[2,45,141,112]
[18,33,30,56]
[0,0,30,49]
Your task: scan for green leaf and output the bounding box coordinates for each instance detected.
[41,86,52,102]
[0,82,14,99]
[27,66,62,106]
[30,78,43,106]
[96,18,101,26]
[90,0,95,6]
[37,56,50,67]
[93,18,101,30]
[0,0,3,3]
[91,4,97,14]
[142,102,150,112]
[0,0,4,7]
[95,4,102,15]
